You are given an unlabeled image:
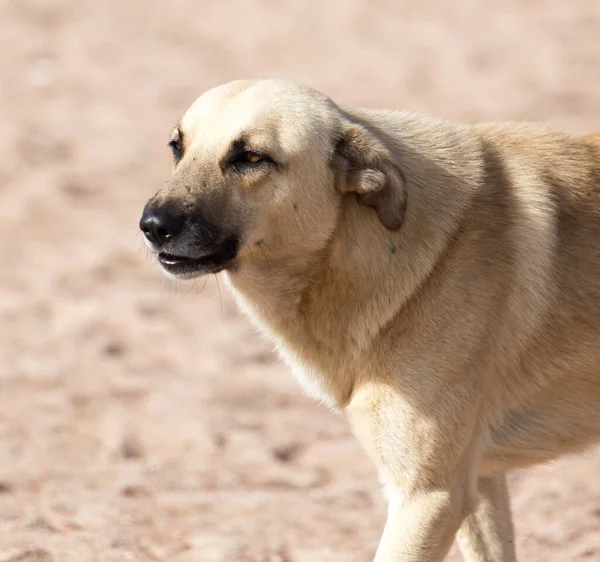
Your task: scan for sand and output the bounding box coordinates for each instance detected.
[1,1,599,560]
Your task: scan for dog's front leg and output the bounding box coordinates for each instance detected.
[374,473,475,562]
[347,384,480,562]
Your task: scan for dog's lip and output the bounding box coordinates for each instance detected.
[156,236,239,277]
[157,250,226,269]
[157,252,194,265]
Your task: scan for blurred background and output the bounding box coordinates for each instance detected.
[1,0,600,560]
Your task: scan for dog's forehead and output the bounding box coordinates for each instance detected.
[178,80,336,152]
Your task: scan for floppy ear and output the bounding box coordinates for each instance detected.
[332,123,407,231]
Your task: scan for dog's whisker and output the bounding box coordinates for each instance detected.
[214,273,225,320]
[196,276,209,298]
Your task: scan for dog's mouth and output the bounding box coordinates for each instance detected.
[157,236,239,278]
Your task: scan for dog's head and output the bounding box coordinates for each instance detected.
[140,79,406,279]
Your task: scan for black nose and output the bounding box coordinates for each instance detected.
[139,204,185,247]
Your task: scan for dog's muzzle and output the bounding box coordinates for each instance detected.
[139,200,239,278]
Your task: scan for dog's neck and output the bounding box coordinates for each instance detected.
[225,204,460,407]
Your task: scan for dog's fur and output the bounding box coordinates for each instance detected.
[141,79,600,561]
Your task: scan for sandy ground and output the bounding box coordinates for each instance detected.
[1,0,600,560]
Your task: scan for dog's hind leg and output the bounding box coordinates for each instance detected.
[456,474,517,562]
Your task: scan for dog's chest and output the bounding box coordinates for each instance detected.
[226,280,336,407]
[274,343,335,407]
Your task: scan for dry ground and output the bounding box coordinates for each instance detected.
[1,0,600,560]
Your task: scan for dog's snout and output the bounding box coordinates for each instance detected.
[139,204,185,247]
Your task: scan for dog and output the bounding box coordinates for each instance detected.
[139,79,600,561]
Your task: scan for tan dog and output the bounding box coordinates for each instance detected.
[139,79,600,561]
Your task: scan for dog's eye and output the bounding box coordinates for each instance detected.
[246,152,263,164]
[168,139,183,160]
[230,150,271,168]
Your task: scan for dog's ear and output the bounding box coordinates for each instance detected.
[332,123,406,230]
